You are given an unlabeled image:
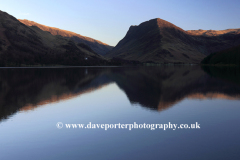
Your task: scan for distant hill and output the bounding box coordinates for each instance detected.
[0,10,108,66]
[187,29,240,36]
[107,18,240,63]
[19,19,113,55]
[201,44,240,65]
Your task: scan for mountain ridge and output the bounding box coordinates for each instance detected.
[19,19,113,55]
[187,28,240,36]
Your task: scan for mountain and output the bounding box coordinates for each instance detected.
[107,18,240,63]
[0,10,107,66]
[19,19,113,55]
[201,44,240,65]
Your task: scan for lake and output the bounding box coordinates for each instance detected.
[0,66,240,160]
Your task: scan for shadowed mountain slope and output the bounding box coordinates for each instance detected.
[19,19,113,55]
[0,11,107,66]
[107,18,240,63]
[201,44,240,65]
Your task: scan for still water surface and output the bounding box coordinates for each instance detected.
[0,66,240,160]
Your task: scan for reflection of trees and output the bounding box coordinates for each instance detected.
[202,66,240,86]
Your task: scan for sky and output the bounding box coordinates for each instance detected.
[1,0,240,46]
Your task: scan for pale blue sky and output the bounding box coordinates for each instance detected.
[1,0,240,46]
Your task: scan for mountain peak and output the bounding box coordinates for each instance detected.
[133,18,186,33]
[156,18,186,32]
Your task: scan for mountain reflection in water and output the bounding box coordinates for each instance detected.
[0,66,240,121]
